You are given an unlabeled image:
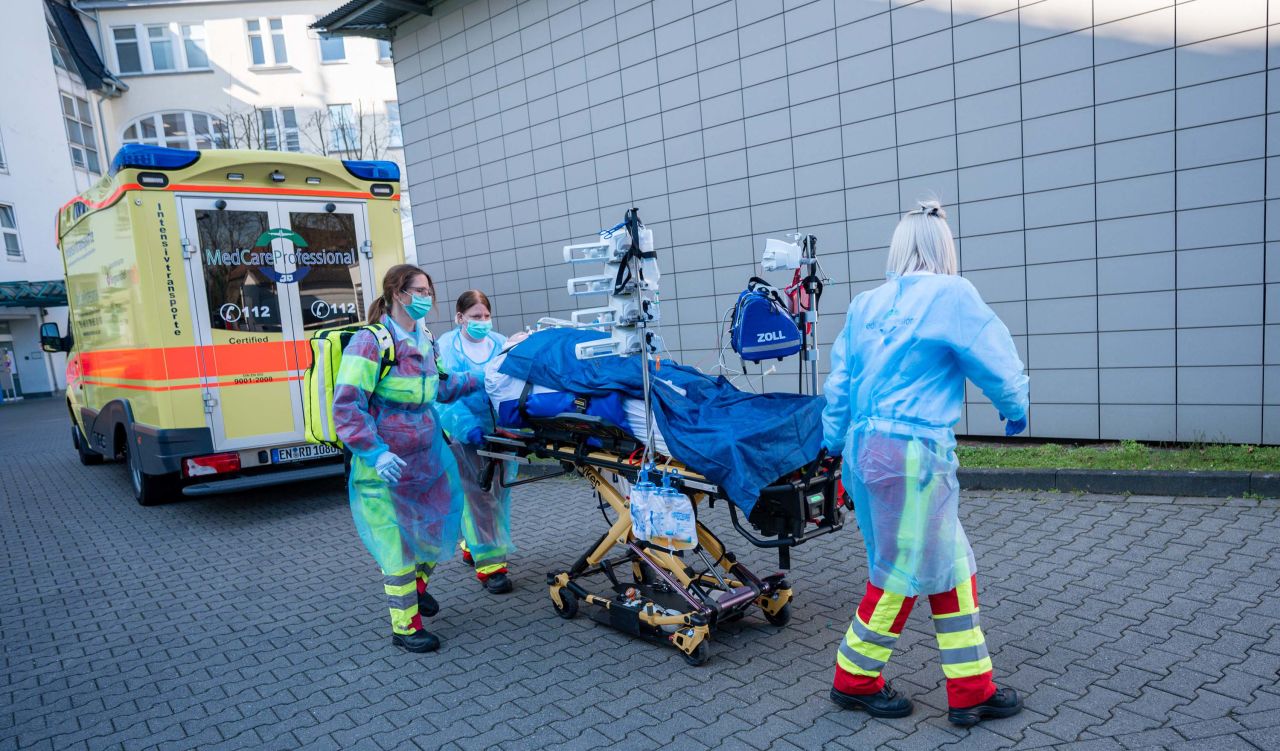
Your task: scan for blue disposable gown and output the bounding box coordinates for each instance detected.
[821,273,1029,596]
[435,328,515,567]
[333,317,478,574]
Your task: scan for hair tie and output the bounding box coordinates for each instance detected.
[911,202,945,219]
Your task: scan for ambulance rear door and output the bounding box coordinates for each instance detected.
[271,199,377,460]
[178,196,376,455]
[179,197,306,451]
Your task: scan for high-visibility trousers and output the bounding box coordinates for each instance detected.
[382,562,434,635]
[459,538,508,581]
[834,574,997,708]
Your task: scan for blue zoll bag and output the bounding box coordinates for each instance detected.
[731,277,803,362]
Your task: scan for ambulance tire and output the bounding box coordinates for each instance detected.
[120,429,179,506]
[73,423,103,466]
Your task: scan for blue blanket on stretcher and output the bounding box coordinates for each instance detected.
[498,329,824,514]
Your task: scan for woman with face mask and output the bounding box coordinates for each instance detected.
[333,264,480,653]
[435,290,516,594]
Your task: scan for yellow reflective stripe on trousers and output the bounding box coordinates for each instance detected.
[941,655,994,679]
[383,566,419,635]
[837,645,884,677]
[893,441,931,582]
[866,590,908,634]
[476,562,506,576]
[935,622,986,651]
[935,612,992,679]
[383,580,416,597]
[836,594,908,678]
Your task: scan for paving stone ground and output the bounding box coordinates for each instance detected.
[2,397,1279,750]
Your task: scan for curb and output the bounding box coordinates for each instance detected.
[959,468,1280,499]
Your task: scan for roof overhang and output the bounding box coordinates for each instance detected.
[311,0,437,40]
[0,281,68,309]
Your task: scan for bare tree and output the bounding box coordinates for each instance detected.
[209,100,400,159]
[301,100,396,160]
[213,105,269,150]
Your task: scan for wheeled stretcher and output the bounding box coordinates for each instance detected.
[478,411,846,665]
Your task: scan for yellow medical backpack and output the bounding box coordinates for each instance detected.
[303,323,396,446]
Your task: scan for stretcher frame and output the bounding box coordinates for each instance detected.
[478,413,845,665]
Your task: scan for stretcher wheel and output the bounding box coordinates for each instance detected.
[764,603,792,627]
[553,589,578,619]
[681,641,710,666]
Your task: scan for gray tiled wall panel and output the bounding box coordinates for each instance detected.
[395,0,1279,445]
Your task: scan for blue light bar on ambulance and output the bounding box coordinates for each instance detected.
[342,160,400,181]
[109,144,200,175]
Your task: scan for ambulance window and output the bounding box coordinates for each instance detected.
[195,209,282,333]
[287,212,363,330]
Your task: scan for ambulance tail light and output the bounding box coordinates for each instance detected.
[183,452,241,478]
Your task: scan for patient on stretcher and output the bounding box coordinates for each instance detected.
[484,346,670,455]
[479,328,824,513]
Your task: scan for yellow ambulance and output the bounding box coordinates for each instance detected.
[43,145,405,504]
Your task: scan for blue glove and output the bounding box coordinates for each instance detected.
[465,426,484,445]
[374,451,407,484]
[999,413,1027,437]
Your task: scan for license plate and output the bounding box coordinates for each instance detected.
[272,444,342,464]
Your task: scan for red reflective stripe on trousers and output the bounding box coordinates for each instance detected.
[856,581,884,625]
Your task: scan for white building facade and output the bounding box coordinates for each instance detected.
[77,0,414,252]
[319,0,1280,445]
[0,0,115,399]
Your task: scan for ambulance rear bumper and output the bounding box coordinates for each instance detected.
[182,463,345,496]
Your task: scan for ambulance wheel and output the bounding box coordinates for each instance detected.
[73,424,103,466]
[681,641,710,667]
[764,603,792,627]
[121,434,178,506]
[553,589,578,619]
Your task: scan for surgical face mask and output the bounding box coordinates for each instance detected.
[465,320,492,339]
[402,293,432,320]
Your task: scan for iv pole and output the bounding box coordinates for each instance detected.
[622,208,657,464]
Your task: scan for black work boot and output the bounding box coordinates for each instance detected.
[419,589,439,618]
[829,684,914,718]
[391,630,440,653]
[948,687,1023,727]
[483,572,513,594]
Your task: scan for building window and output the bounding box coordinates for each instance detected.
[147,25,176,71]
[280,107,300,151]
[319,33,346,63]
[377,39,392,61]
[49,21,72,71]
[256,108,300,152]
[0,205,22,261]
[247,18,287,66]
[113,27,142,74]
[123,111,226,150]
[0,127,7,172]
[386,101,401,148]
[260,109,279,150]
[328,103,356,152]
[112,23,208,74]
[62,94,100,174]
[182,24,208,69]
[270,19,287,64]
